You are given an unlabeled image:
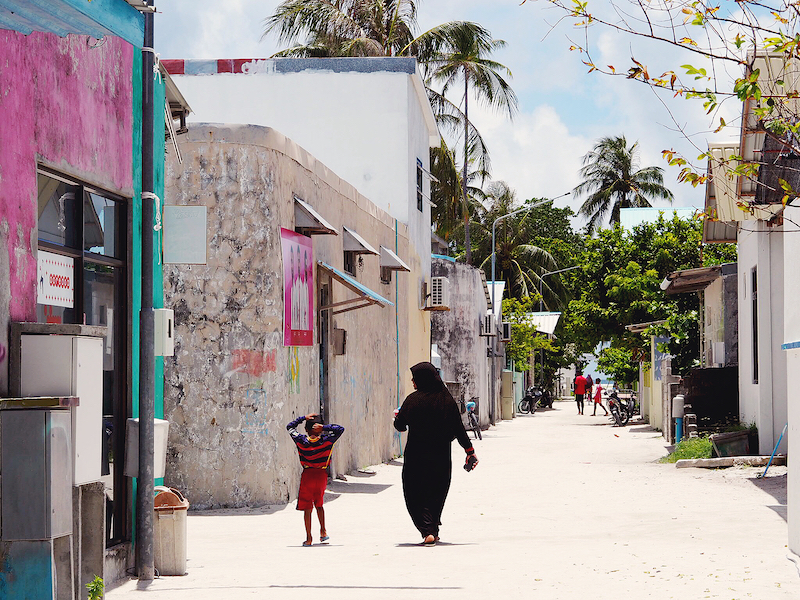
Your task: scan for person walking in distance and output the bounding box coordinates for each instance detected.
[584,373,594,407]
[573,370,587,415]
[393,362,478,546]
[592,378,609,416]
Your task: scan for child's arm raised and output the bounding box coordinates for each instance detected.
[322,423,344,442]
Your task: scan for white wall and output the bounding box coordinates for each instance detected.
[171,60,437,277]
[737,221,787,454]
[782,206,800,556]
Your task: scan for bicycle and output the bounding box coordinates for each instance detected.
[466,400,482,440]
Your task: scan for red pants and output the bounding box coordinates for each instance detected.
[297,468,327,510]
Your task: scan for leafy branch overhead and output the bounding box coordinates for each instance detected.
[532,0,800,204]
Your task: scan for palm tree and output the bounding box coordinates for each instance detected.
[573,136,674,232]
[263,2,517,260]
[473,182,563,305]
[424,28,517,264]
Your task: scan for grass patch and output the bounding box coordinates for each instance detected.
[660,436,713,463]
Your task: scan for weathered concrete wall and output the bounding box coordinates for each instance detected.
[164,124,414,508]
[430,258,491,426]
[0,30,134,395]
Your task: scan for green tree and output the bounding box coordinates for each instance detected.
[573,136,674,232]
[263,3,517,255]
[502,297,556,371]
[424,26,518,264]
[596,346,639,388]
[471,182,562,302]
[564,214,735,375]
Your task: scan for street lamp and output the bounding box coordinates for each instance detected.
[488,194,568,422]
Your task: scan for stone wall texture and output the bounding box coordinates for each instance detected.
[430,258,495,426]
[164,124,414,508]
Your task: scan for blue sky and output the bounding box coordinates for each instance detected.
[155,0,743,225]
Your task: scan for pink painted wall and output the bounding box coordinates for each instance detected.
[0,30,134,391]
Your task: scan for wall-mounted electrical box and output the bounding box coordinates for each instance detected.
[154,308,175,357]
[1,407,72,540]
[124,418,170,479]
[333,328,347,355]
[500,322,512,342]
[20,334,103,486]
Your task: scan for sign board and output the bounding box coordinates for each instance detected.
[163,205,207,264]
[281,228,314,346]
[37,250,74,308]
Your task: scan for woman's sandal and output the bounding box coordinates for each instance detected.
[422,534,436,546]
[302,540,312,547]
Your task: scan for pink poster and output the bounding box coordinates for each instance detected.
[281,228,314,346]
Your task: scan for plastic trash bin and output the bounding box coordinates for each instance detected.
[154,486,189,576]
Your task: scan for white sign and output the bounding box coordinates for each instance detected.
[163,205,208,264]
[37,250,74,308]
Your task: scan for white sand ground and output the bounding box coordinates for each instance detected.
[108,402,799,599]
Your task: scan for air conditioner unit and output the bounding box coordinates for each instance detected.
[430,276,450,308]
[482,313,497,337]
[500,322,511,342]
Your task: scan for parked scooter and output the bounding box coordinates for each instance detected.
[607,390,635,426]
[518,386,541,414]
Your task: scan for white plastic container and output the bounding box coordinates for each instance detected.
[153,486,189,576]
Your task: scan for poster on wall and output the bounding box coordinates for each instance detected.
[281,228,314,346]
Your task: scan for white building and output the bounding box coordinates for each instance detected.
[163,56,440,394]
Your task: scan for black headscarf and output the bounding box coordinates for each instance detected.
[410,362,447,394]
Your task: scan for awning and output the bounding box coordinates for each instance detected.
[295,197,338,236]
[0,0,145,47]
[524,312,561,335]
[318,261,393,315]
[343,226,378,255]
[625,320,667,333]
[660,266,721,295]
[487,281,505,318]
[379,246,410,272]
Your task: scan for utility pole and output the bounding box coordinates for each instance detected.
[136,0,156,581]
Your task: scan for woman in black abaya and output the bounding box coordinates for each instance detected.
[393,362,478,546]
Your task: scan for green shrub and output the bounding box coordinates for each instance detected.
[660,436,712,463]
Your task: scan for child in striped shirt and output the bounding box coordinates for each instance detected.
[287,413,345,546]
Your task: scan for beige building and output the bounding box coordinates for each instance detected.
[162,124,423,508]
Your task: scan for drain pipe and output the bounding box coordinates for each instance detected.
[136,1,156,581]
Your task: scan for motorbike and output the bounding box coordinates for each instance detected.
[607,390,635,426]
[518,386,553,414]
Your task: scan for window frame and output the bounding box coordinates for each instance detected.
[36,166,131,547]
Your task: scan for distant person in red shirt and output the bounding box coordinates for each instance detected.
[573,371,587,415]
[592,378,609,416]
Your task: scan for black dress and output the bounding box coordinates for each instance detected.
[394,363,473,539]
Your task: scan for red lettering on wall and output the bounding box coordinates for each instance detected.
[232,349,277,376]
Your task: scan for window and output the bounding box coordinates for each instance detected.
[36,168,129,547]
[344,251,356,276]
[416,159,423,212]
[751,267,758,384]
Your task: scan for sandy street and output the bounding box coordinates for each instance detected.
[108,401,799,599]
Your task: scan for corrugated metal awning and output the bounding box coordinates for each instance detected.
[660,266,721,295]
[318,261,393,315]
[0,0,145,46]
[342,226,378,255]
[379,246,410,272]
[295,197,338,236]
[525,312,561,335]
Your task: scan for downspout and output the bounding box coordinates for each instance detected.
[136,1,156,581]
[395,219,402,456]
